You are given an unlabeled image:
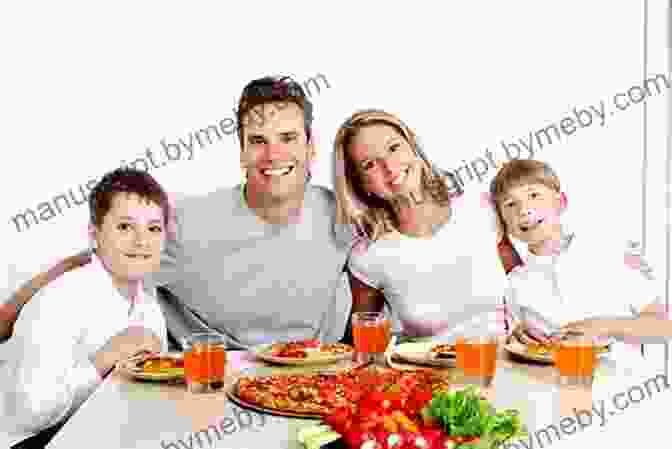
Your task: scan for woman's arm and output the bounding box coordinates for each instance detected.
[0,251,91,341]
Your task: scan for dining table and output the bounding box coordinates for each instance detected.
[41,341,665,449]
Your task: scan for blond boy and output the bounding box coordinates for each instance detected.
[490,159,663,349]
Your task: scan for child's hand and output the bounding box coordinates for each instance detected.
[511,321,552,345]
[560,319,614,337]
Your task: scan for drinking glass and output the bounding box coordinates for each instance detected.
[455,334,499,387]
[182,332,227,394]
[554,335,597,387]
[352,312,391,368]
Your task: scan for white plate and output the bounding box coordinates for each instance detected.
[117,352,185,382]
[504,341,610,364]
[390,341,456,368]
[252,344,354,366]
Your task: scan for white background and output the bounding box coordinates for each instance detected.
[0,1,669,447]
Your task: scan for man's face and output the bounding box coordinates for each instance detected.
[347,124,423,200]
[497,183,563,246]
[240,102,314,202]
[94,193,165,286]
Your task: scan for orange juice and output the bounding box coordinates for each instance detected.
[456,338,498,377]
[554,344,595,377]
[353,319,391,353]
[184,345,227,384]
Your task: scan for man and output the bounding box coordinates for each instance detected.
[2,75,377,349]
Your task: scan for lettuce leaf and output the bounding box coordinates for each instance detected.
[423,386,527,447]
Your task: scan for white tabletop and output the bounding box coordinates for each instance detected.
[43,348,664,449]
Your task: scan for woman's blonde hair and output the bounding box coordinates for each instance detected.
[333,109,461,242]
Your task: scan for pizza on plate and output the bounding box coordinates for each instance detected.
[234,367,450,416]
[429,344,456,358]
[268,340,353,358]
[140,357,184,372]
[512,336,609,357]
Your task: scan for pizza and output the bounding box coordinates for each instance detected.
[234,367,450,416]
[510,334,609,357]
[526,342,609,356]
[140,356,184,373]
[525,342,556,356]
[429,344,456,358]
[268,340,353,358]
[319,343,352,354]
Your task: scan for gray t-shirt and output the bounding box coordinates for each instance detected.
[149,184,353,349]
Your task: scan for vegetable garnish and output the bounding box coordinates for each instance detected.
[421,386,527,447]
[303,381,527,449]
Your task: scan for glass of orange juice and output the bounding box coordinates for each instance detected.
[352,312,391,368]
[554,336,597,387]
[182,332,227,394]
[456,334,499,387]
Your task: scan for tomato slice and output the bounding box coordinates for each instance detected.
[302,339,321,348]
[358,407,385,432]
[320,387,339,405]
[419,428,443,448]
[324,407,352,434]
[344,386,364,402]
[398,374,420,393]
[343,430,376,448]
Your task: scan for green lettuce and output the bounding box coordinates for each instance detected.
[423,386,528,448]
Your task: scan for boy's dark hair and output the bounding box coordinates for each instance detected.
[236,75,314,145]
[89,167,170,227]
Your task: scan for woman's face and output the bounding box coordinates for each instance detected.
[94,193,165,287]
[347,124,424,200]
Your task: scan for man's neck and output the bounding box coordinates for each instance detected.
[245,183,306,225]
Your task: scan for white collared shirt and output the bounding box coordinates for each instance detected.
[505,230,660,331]
[0,254,167,445]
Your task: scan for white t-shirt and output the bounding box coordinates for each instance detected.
[0,254,168,445]
[348,187,508,338]
[505,231,660,331]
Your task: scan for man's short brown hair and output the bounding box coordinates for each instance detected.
[236,75,314,145]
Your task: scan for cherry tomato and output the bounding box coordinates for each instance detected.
[303,339,321,348]
[398,374,420,393]
[345,387,365,402]
[324,407,352,434]
[419,428,442,448]
[343,430,375,448]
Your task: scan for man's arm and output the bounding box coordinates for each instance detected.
[0,251,91,341]
[349,272,385,314]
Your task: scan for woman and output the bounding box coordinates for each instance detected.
[333,109,508,338]
[0,167,169,448]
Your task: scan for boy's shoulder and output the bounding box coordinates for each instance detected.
[21,261,95,318]
[566,232,653,278]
